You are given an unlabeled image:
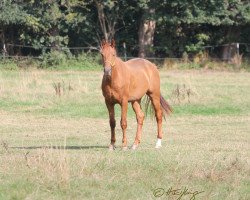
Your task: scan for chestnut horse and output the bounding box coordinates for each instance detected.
[100,40,172,150]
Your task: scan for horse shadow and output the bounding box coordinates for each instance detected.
[11,145,107,150]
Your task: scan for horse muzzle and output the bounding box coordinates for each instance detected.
[104,66,112,76]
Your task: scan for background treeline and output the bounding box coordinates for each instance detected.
[0,0,250,64]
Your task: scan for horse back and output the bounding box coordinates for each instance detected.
[125,58,156,69]
[124,58,160,100]
[125,58,159,78]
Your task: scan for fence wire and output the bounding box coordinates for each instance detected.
[1,43,250,61]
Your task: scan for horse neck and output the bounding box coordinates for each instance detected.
[104,57,127,89]
[112,57,126,79]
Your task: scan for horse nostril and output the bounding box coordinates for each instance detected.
[104,67,112,76]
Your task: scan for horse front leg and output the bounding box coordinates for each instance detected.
[106,101,116,150]
[120,99,128,150]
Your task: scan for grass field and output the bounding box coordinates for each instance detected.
[0,69,249,200]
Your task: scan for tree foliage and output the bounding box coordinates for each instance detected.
[0,0,249,57]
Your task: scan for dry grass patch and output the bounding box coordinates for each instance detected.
[0,69,249,199]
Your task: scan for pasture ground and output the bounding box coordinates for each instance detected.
[0,69,249,200]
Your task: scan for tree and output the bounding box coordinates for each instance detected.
[94,0,117,41]
[0,0,249,59]
[137,0,156,58]
[21,0,68,49]
[0,0,27,55]
[154,0,250,57]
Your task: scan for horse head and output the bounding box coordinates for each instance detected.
[100,39,117,76]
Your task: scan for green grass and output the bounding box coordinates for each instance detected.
[0,70,249,118]
[173,104,243,116]
[0,69,249,200]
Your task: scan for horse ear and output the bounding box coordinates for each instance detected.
[111,39,115,48]
[101,39,106,47]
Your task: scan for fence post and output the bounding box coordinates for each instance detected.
[3,43,7,59]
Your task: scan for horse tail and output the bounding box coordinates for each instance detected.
[144,96,154,118]
[143,94,172,119]
[160,95,173,117]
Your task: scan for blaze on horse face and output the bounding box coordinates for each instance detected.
[100,39,116,76]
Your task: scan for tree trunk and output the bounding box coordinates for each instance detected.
[95,0,116,42]
[138,8,156,58]
[50,26,60,50]
[9,25,14,55]
[1,26,7,57]
[221,26,241,61]
[49,0,61,50]
[96,1,108,41]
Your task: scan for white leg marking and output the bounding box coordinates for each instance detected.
[122,146,128,151]
[109,144,115,151]
[131,144,138,150]
[155,138,162,148]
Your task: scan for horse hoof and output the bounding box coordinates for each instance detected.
[122,146,128,151]
[155,144,162,149]
[108,144,115,151]
[131,144,139,150]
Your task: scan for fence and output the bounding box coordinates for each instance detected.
[1,43,250,63]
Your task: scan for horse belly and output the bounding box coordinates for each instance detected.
[128,75,149,101]
[128,90,147,101]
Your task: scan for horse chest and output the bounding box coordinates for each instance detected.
[102,85,122,103]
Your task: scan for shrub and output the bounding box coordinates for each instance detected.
[0,59,18,70]
[76,53,101,69]
[40,50,71,68]
[38,50,101,70]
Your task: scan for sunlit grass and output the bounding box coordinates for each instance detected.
[0,70,249,118]
[0,69,249,200]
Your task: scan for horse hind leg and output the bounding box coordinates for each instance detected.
[148,94,163,148]
[131,100,144,150]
